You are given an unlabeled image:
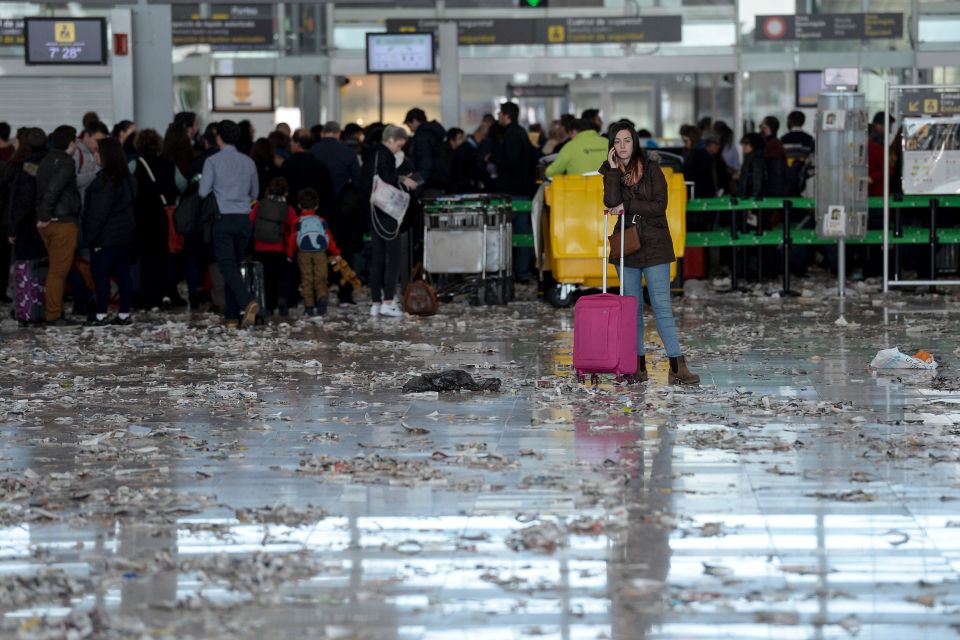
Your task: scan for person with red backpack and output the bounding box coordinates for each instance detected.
[249,176,299,317]
[286,188,340,317]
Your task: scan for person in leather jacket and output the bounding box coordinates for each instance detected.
[35,125,84,326]
[599,121,699,386]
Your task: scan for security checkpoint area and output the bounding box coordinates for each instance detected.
[2,1,960,639]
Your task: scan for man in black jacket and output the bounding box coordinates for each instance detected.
[491,102,536,283]
[738,133,767,199]
[403,108,449,193]
[36,125,83,326]
[282,131,334,214]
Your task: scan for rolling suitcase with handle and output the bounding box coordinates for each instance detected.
[14,259,48,326]
[572,212,638,384]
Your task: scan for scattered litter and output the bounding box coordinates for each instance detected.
[506,521,566,554]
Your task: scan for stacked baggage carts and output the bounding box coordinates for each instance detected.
[422,194,513,305]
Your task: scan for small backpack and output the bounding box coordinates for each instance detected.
[254,198,288,244]
[297,214,329,252]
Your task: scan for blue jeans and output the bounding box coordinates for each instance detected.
[212,214,253,320]
[617,262,681,358]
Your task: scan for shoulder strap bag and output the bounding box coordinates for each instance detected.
[139,157,184,254]
[370,152,410,241]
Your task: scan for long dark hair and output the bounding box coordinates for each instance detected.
[10,128,46,165]
[97,137,129,187]
[607,121,646,186]
[163,126,194,177]
[250,137,275,169]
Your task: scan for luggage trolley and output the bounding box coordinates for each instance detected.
[423,194,513,305]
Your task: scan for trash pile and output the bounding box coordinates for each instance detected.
[0,273,959,637]
[402,369,502,393]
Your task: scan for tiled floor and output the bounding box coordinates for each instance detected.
[2,279,960,639]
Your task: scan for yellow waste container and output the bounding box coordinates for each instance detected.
[543,167,686,307]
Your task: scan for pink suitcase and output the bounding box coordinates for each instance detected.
[572,212,638,384]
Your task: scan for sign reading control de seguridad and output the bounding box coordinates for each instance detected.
[386,16,682,46]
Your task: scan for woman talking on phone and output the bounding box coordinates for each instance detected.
[599,121,699,385]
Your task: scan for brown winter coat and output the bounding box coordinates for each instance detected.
[600,154,675,269]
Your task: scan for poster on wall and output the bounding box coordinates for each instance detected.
[902,117,960,195]
[211,76,274,112]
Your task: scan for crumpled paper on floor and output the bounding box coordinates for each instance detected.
[870,347,938,370]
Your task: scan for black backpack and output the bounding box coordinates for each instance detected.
[173,181,201,236]
[254,197,288,244]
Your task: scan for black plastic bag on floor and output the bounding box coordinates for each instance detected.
[402,370,501,394]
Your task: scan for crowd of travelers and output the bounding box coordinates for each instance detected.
[0,103,904,327]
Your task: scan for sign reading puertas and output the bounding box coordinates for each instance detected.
[756,13,903,41]
[172,4,275,50]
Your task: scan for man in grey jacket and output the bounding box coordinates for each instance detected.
[75,120,108,205]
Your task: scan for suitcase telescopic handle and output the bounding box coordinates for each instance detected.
[602,208,626,295]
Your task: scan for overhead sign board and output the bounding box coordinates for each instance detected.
[0,19,24,46]
[172,4,275,50]
[756,13,903,41]
[898,89,960,117]
[211,76,274,112]
[24,18,107,65]
[386,16,682,45]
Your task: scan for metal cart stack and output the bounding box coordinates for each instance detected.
[423,194,513,305]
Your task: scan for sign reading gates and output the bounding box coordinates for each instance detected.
[24,18,107,65]
[386,16,682,46]
[172,4,275,49]
[0,19,24,46]
[756,13,903,41]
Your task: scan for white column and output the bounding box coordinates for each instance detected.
[132,0,173,130]
[110,9,135,123]
[438,21,459,127]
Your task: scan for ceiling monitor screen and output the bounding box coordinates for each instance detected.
[366,32,435,74]
[824,67,860,88]
[24,18,107,65]
[795,70,825,108]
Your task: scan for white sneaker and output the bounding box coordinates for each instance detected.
[370,303,380,317]
[379,302,403,318]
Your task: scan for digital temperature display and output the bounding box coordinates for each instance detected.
[24,18,107,65]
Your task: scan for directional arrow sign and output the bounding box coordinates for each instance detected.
[233,77,252,103]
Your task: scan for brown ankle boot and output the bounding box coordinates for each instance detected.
[668,356,700,385]
[630,355,648,383]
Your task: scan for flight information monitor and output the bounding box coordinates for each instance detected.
[24,18,107,65]
[366,33,435,74]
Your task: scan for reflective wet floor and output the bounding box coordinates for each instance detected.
[2,278,960,639]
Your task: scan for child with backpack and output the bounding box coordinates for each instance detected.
[249,177,299,316]
[287,188,340,316]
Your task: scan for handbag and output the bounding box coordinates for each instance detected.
[370,152,410,241]
[607,211,641,261]
[402,264,439,316]
[139,157,183,254]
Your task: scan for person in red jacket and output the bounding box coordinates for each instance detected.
[868,111,893,197]
[249,177,299,316]
[286,188,340,316]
